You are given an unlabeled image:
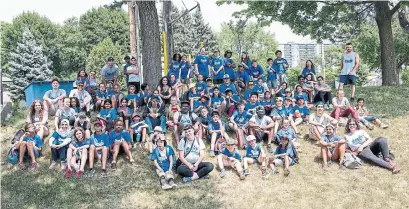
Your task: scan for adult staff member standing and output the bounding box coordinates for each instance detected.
[339,43,360,103]
[194,47,211,79]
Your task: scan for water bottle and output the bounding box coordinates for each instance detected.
[136,133,141,142]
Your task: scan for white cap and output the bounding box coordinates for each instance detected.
[246,135,256,142]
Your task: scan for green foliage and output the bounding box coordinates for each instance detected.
[192,9,218,52]
[86,38,122,75]
[79,7,129,54]
[1,12,59,75]
[402,67,409,84]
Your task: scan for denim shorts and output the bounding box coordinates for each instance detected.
[339,75,356,85]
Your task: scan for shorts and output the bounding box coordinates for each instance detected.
[267,79,278,89]
[339,75,356,85]
[213,79,223,85]
[272,158,295,167]
[364,116,376,122]
[16,147,40,158]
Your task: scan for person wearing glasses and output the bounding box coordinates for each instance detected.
[313,76,333,109]
[69,81,92,113]
[344,118,400,174]
[177,125,214,183]
[308,102,338,141]
[319,124,346,170]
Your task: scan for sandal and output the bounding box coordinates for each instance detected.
[65,169,73,179]
[18,163,26,170]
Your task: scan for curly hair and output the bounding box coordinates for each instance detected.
[72,127,85,143]
[345,118,361,134]
[28,100,44,123]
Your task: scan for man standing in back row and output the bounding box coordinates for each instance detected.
[339,43,360,103]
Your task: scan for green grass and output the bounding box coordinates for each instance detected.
[1,85,409,209]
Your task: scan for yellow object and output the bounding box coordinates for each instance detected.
[163,31,168,76]
[200,41,204,47]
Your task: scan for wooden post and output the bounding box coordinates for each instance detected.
[128,2,137,58]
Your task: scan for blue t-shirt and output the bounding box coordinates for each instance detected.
[219,83,237,95]
[196,81,207,95]
[194,55,210,77]
[71,138,91,148]
[96,90,110,100]
[260,99,275,107]
[187,91,199,100]
[23,135,44,148]
[127,93,139,102]
[273,58,289,74]
[224,95,240,106]
[208,120,222,138]
[193,100,209,111]
[136,91,149,105]
[294,92,309,102]
[293,105,309,118]
[245,144,262,159]
[274,144,295,162]
[232,110,252,126]
[223,58,236,81]
[109,130,132,144]
[100,108,117,121]
[271,106,289,118]
[221,147,242,161]
[266,65,277,80]
[150,145,175,171]
[243,90,252,101]
[212,56,224,80]
[180,61,191,79]
[236,71,250,84]
[168,61,181,80]
[301,68,316,77]
[211,96,224,108]
[90,133,110,147]
[276,128,297,143]
[51,131,72,145]
[248,65,264,79]
[130,121,146,132]
[253,84,265,94]
[245,102,260,113]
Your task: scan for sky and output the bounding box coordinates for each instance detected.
[0,0,313,44]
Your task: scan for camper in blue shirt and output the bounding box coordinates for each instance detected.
[99,99,117,132]
[180,55,191,83]
[248,60,264,81]
[235,65,250,91]
[292,97,310,126]
[276,119,297,144]
[223,50,236,81]
[208,111,229,157]
[243,135,267,177]
[217,138,246,179]
[211,50,224,83]
[15,123,43,170]
[253,79,265,94]
[240,52,252,71]
[109,120,134,169]
[273,50,289,84]
[210,87,225,112]
[194,48,211,78]
[245,92,260,114]
[301,60,316,77]
[88,121,110,177]
[219,74,238,95]
[266,58,278,89]
[268,135,295,177]
[168,53,182,80]
[228,103,252,149]
[150,136,177,190]
[193,95,210,113]
[243,81,255,101]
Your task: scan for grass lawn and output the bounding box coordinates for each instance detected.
[1,85,409,209]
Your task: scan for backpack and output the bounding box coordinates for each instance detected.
[11,129,25,144]
[343,152,363,169]
[153,145,176,169]
[178,112,195,125]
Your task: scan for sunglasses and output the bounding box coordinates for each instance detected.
[348,123,357,126]
[317,105,324,108]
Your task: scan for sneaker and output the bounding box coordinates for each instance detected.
[367,124,375,130]
[243,169,250,176]
[111,162,117,169]
[392,164,401,174]
[267,144,274,153]
[380,123,389,129]
[182,176,193,183]
[129,159,135,164]
[89,168,96,178]
[329,104,334,109]
[101,169,108,178]
[324,104,329,110]
[168,179,177,188]
[65,169,73,179]
[209,150,215,157]
[49,161,56,170]
[284,168,290,177]
[161,183,172,190]
[239,172,246,180]
[350,97,355,103]
[61,162,67,171]
[220,169,226,178]
[18,163,26,170]
[322,165,328,171]
[31,162,39,170]
[76,170,83,179]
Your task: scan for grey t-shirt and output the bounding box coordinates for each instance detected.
[179,112,198,126]
[177,138,205,164]
[101,64,119,80]
[249,115,273,126]
[45,89,66,100]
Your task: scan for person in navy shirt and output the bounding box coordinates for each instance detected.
[150,135,177,190]
[252,78,265,94]
[268,135,295,177]
[180,55,192,85]
[216,138,246,180]
[219,74,238,96]
[88,121,110,177]
[224,88,241,117]
[15,123,43,170]
[109,120,134,169]
[248,60,264,81]
[211,49,224,84]
[243,135,267,178]
[301,60,316,78]
[194,47,211,79]
[228,102,252,149]
[266,58,277,90]
[168,53,182,80]
[272,50,289,84]
[223,50,236,81]
[235,64,250,92]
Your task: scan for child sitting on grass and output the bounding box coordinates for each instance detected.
[129,112,148,149]
[65,127,90,179]
[268,135,296,177]
[216,138,246,180]
[15,123,43,170]
[354,98,388,130]
[150,135,177,190]
[243,135,267,178]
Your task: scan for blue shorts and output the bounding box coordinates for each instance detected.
[365,115,377,122]
[339,75,356,85]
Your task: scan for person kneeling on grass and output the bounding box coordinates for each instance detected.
[243,135,267,178]
[15,123,43,170]
[319,124,346,171]
[49,119,72,170]
[89,121,110,178]
[354,98,388,130]
[109,120,134,169]
[268,135,296,177]
[177,125,214,183]
[216,138,246,180]
[65,127,90,179]
[150,135,177,190]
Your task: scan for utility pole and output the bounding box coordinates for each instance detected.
[163,0,173,63]
[128,2,137,58]
[321,44,325,80]
[134,3,142,82]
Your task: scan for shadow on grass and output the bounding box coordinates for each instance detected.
[1,149,221,209]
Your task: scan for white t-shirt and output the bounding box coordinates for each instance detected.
[344,130,370,152]
[249,115,273,126]
[332,97,350,111]
[177,138,205,164]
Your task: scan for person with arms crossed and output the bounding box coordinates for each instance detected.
[339,43,359,103]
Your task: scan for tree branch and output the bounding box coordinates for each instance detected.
[390,2,401,15]
[397,54,409,69]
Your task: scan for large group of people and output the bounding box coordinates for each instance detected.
[11,43,400,190]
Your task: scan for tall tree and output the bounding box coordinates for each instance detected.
[1,12,59,75]
[218,1,404,85]
[8,28,52,102]
[85,38,122,75]
[175,8,196,56]
[136,1,162,86]
[192,10,218,53]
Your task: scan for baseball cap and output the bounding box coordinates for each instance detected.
[246,135,256,142]
[181,100,190,106]
[107,57,114,61]
[132,112,142,118]
[223,74,230,79]
[154,126,163,132]
[226,138,237,145]
[94,121,103,126]
[78,112,86,119]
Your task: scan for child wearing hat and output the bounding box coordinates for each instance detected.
[268,135,296,177]
[89,121,110,177]
[243,135,267,178]
[129,112,148,149]
[216,138,246,180]
[150,134,177,190]
[149,126,166,154]
[193,95,210,114]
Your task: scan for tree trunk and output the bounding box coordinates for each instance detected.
[136,1,162,87]
[375,2,399,85]
[128,3,137,58]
